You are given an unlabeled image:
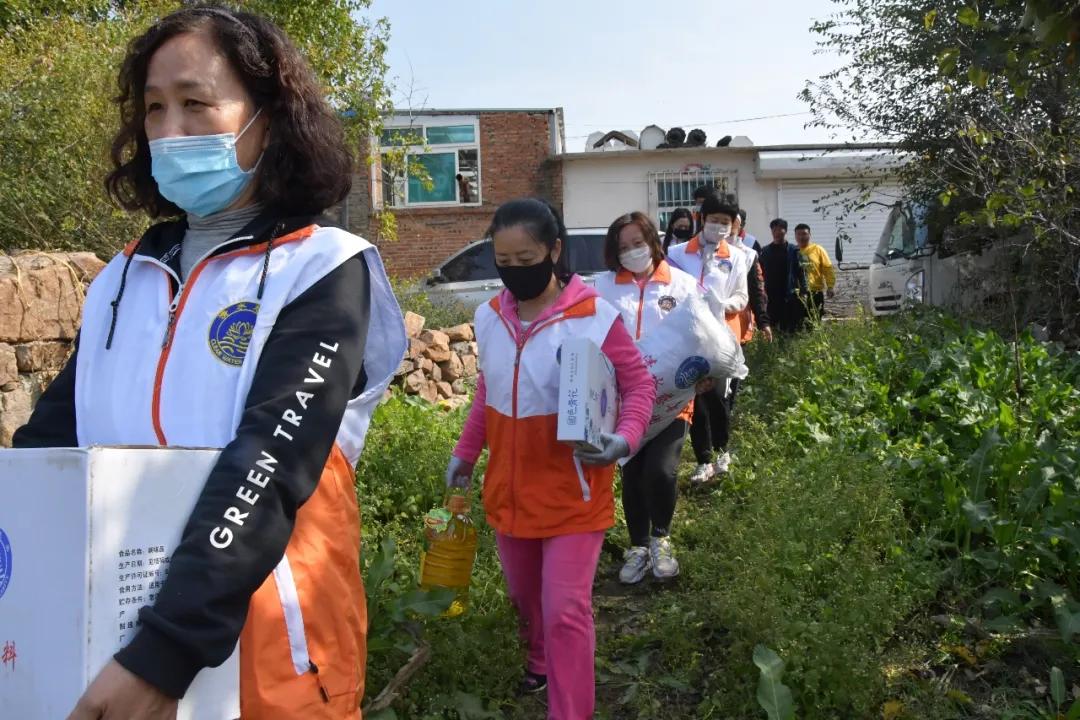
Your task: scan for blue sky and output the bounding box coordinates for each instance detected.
[365,0,854,150]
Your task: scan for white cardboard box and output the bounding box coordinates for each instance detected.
[557,337,618,452]
[0,447,240,720]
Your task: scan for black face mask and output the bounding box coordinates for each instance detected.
[497,254,555,301]
[672,227,693,240]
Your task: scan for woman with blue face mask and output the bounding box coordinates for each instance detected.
[13,7,406,719]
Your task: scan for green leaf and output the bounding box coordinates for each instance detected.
[962,499,994,528]
[983,615,1022,633]
[924,9,938,30]
[1051,666,1066,707]
[396,587,456,617]
[938,48,960,76]
[958,6,980,27]
[452,691,501,719]
[753,645,796,720]
[967,64,990,88]
[1051,597,1080,643]
[1066,697,1080,720]
[364,537,397,593]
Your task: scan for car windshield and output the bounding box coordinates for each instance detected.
[875,207,917,262]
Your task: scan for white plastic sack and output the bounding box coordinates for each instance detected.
[633,292,748,449]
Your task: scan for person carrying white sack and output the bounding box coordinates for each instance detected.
[667,194,751,483]
[593,212,700,584]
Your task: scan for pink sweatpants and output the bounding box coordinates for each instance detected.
[496,531,605,720]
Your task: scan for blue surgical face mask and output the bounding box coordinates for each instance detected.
[149,109,263,217]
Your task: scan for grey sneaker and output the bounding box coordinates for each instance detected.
[619,546,651,584]
[713,451,732,474]
[690,462,715,484]
[650,536,680,579]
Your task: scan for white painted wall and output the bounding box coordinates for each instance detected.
[561,146,901,261]
[562,147,782,241]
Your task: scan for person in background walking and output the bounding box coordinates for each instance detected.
[690,185,714,234]
[445,198,655,719]
[662,207,694,254]
[594,212,700,584]
[759,218,808,335]
[667,195,750,484]
[794,223,835,324]
[737,209,761,252]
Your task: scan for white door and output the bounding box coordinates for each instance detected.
[778,180,902,267]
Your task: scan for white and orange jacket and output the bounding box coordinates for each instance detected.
[592,260,701,341]
[667,235,751,339]
[593,260,701,423]
[452,276,655,538]
[14,212,406,718]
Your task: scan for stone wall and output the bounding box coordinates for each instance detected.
[0,252,106,445]
[393,311,477,409]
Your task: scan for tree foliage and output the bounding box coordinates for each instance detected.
[0,0,391,258]
[803,0,1080,342]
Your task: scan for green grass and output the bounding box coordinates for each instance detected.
[356,311,1080,719]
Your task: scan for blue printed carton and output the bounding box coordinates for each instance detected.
[557,337,617,452]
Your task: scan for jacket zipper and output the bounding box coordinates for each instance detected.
[308,660,331,702]
[502,311,573,534]
[635,283,646,340]
[147,235,255,443]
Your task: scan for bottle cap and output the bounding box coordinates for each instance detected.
[447,494,470,515]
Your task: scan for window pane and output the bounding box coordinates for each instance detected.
[441,242,497,282]
[457,149,479,204]
[380,127,421,146]
[409,153,456,203]
[426,124,476,144]
[380,153,404,207]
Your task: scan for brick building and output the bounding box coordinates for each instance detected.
[344,108,565,278]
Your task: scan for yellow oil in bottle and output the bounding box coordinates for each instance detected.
[419,493,478,617]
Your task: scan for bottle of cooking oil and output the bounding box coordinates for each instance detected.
[419,491,478,617]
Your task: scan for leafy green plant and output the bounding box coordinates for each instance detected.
[753,645,796,720]
[390,276,473,329]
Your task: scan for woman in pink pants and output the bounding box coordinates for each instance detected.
[445,199,655,719]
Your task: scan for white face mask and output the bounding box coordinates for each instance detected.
[702,223,730,245]
[619,246,653,274]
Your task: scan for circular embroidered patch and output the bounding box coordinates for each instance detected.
[208,302,259,367]
[674,356,711,389]
[0,528,12,601]
[657,295,677,312]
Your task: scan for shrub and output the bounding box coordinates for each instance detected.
[390,276,474,329]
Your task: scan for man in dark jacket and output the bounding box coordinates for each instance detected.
[758,218,808,334]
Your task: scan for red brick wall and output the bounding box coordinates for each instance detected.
[347,112,564,278]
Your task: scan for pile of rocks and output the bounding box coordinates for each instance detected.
[0,252,106,445]
[394,311,478,409]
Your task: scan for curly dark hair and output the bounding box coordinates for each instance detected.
[105,5,353,218]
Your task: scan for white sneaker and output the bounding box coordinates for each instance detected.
[690,462,715,484]
[619,546,651,584]
[649,536,680,579]
[713,452,732,474]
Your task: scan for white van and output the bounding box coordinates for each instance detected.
[869,203,1002,316]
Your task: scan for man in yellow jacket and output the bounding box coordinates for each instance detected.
[794,223,835,324]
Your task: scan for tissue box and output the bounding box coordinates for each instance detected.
[557,337,617,451]
[0,447,239,720]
